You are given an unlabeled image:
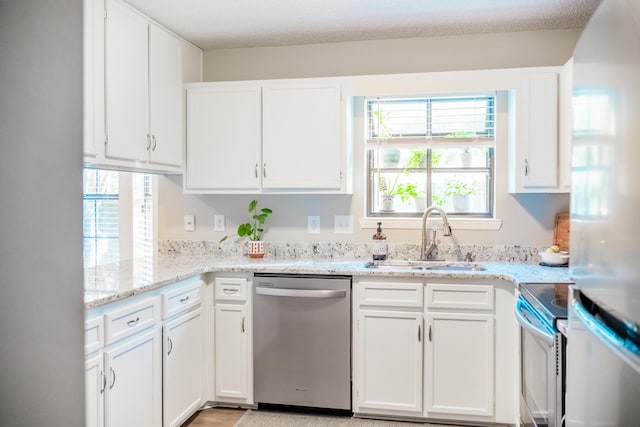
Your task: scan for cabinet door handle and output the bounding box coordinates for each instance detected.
[223,288,239,294]
[241,316,245,333]
[167,336,173,356]
[146,134,151,150]
[151,135,157,151]
[263,163,267,178]
[428,325,432,342]
[524,159,529,177]
[126,317,140,327]
[179,295,190,304]
[99,370,106,394]
[418,324,422,342]
[255,163,259,178]
[109,367,116,390]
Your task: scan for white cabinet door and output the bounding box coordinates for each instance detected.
[163,308,204,427]
[104,0,148,163]
[425,312,494,417]
[104,328,162,427]
[83,0,105,160]
[262,83,342,191]
[355,310,423,414]
[509,70,560,192]
[148,23,182,168]
[185,85,262,192]
[85,353,105,427]
[215,303,249,400]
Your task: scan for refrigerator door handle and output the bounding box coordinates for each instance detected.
[515,298,555,345]
[573,299,640,360]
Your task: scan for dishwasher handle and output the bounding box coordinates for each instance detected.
[256,286,346,299]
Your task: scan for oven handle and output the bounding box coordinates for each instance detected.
[515,298,555,345]
[256,286,346,299]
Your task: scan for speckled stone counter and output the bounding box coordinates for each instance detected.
[84,253,572,309]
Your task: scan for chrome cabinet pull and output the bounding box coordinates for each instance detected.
[223,288,239,294]
[263,163,267,178]
[524,159,529,177]
[242,316,245,333]
[109,367,116,390]
[418,325,422,342]
[179,296,190,303]
[151,135,157,151]
[428,325,432,342]
[146,134,151,150]
[99,370,106,394]
[126,317,140,327]
[167,337,173,356]
[255,163,259,178]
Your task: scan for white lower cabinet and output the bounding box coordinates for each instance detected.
[85,353,104,427]
[104,327,162,427]
[214,276,252,404]
[353,279,424,417]
[163,307,204,427]
[356,310,424,413]
[425,311,494,417]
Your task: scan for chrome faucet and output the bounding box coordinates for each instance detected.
[420,205,453,260]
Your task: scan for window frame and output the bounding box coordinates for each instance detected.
[365,94,496,219]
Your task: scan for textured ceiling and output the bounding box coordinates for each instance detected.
[124,0,602,50]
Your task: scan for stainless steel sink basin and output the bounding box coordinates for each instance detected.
[365,260,486,271]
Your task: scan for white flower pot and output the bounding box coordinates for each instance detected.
[248,241,265,258]
[452,194,472,212]
[380,195,395,211]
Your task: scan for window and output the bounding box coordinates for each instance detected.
[83,169,120,267]
[366,94,495,217]
[83,170,155,270]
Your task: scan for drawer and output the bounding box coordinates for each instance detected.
[215,277,248,301]
[426,283,494,310]
[163,280,203,319]
[104,296,160,344]
[84,315,104,354]
[358,281,424,308]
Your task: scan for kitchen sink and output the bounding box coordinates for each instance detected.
[365,260,486,271]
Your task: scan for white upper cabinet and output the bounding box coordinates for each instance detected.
[559,57,574,192]
[147,23,182,168]
[185,84,262,192]
[184,79,349,193]
[262,83,343,191]
[508,68,562,192]
[84,0,202,173]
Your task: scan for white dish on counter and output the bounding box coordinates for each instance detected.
[539,251,570,265]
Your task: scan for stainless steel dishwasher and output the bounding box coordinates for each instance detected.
[253,273,352,411]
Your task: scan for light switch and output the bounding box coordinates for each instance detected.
[308,216,320,234]
[334,215,353,234]
[184,214,195,231]
[214,215,225,231]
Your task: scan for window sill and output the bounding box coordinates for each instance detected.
[359,217,503,231]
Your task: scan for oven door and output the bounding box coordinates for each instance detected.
[515,296,563,427]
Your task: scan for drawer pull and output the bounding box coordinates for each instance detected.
[109,367,116,390]
[167,337,173,356]
[179,296,190,304]
[126,317,140,327]
[223,288,239,295]
[99,370,106,394]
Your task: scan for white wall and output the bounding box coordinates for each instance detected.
[159,29,576,246]
[0,0,85,425]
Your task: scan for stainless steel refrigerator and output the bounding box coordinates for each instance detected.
[566,0,640,425]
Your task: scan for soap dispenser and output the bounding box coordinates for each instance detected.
[372,222,388,261]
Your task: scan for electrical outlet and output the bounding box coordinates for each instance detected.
[334,215,354,234]
[214,215,225,231]
[308,216,320,234]
[184,214,195,232]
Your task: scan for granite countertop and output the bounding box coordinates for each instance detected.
[84,254,573,309]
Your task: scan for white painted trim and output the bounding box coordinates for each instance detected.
[359,217,503,230]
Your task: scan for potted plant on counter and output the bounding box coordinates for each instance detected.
[221,199,273,258]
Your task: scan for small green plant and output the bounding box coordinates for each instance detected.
[220,199,272,242]
[444,178,479,196]
[396,183,419,202]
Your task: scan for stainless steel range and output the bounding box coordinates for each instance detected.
[516,282,570,427]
